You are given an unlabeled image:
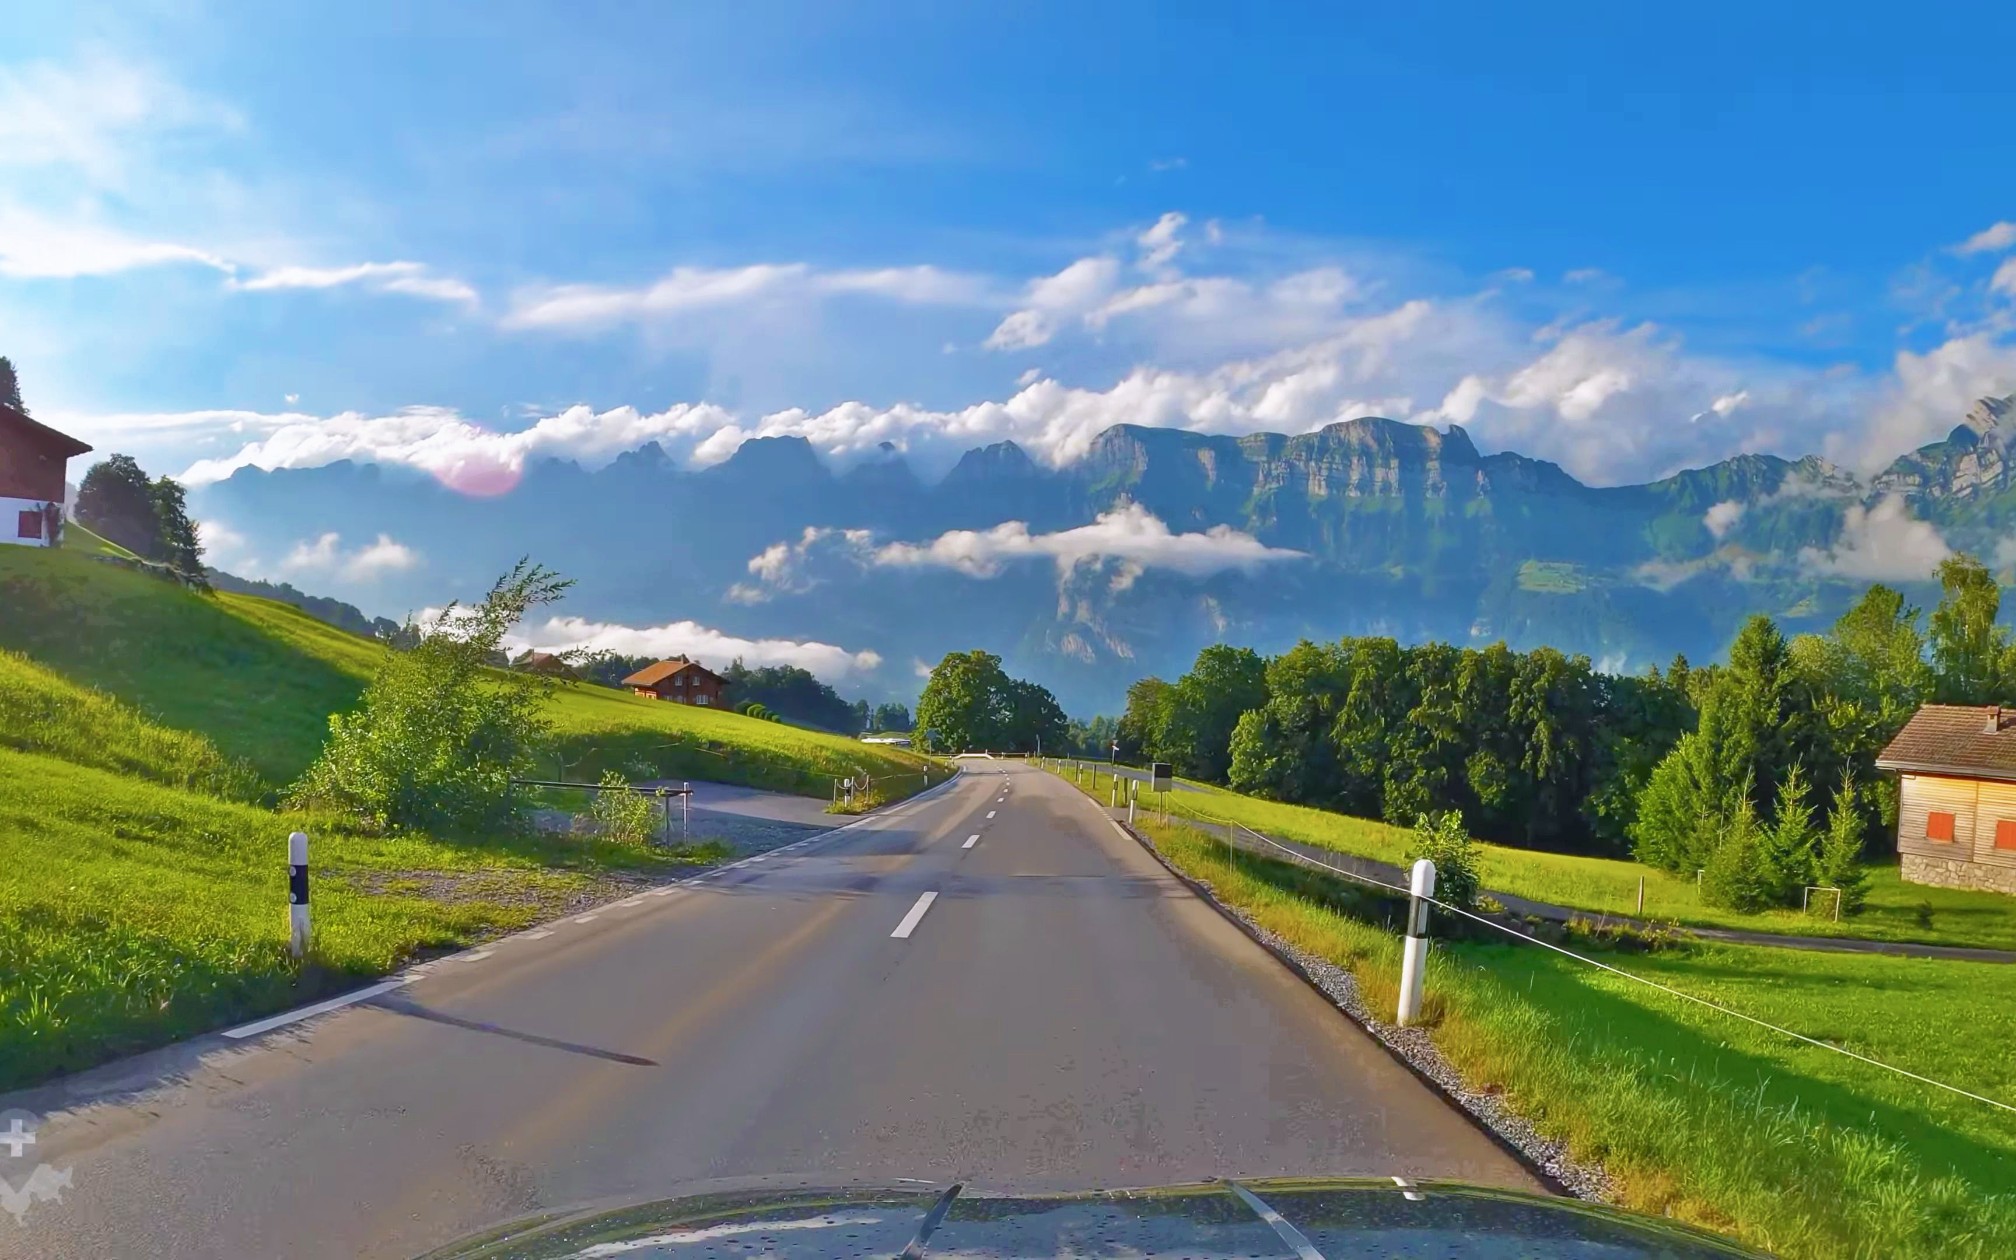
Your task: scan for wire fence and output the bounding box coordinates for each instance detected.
[1055,763,2016,1119]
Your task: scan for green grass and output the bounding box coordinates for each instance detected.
[0,746,698,1091]
[61,522,140,559]
[1082,763,2016,951]
[0,545,947,800]
[0,648,256,798]
[1516,559,1589,593]
[0,547,371,783]
[1138,816,2016,1260]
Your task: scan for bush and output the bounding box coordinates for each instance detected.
[288,561,571,833]
[1407,809,1481,911]
[589,770,660,844]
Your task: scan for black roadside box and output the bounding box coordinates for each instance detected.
[1150,762,1172,793]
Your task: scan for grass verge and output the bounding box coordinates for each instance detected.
[1074,762,2016,951]
[0,747,704,1093]
[1114,798,2016,1259]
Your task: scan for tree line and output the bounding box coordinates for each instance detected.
[1116,555,2016,914]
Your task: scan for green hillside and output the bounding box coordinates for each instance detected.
[0,647,255,798]
[0,545,941,795]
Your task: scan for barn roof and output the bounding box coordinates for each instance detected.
[1876,705,2016,783]
[0,404,93,459]
[620,659,722,687]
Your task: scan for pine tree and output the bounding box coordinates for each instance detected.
[0,355,26,413]
[1816,772,1870,914]
[1701,782,1772,912]
[1761,762,1819,905]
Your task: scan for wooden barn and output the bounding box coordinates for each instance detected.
[1875,704,2016,896]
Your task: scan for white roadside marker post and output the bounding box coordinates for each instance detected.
[287,830,311,959]
[1396,858,1436,1027]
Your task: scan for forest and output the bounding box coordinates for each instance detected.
[1116,554,2014,913]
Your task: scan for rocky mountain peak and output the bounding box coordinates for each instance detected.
[1954,394,2016,446]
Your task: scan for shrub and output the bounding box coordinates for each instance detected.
[288,561,571,833]
[1407,809,1480,911]
[589,770,659,844]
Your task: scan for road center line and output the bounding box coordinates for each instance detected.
[890,891,939,939]
[986,810,997,819]
[963,833,980,849]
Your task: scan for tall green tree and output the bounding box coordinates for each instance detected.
[1330,637,1409,816]
[289,560,573,832]
[75,455,161,556]
[0,355,25,413]
[1759,762,1819,904]
[915,650,1014,753]
[150,474,206,577]
[1160,644,1268,781]
[1116,676,1175,762]
[1229,640,1350,804]
[1004,676,1069,754]
[1929,552,2007,703]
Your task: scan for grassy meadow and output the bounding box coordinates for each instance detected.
[1132,809,2016,1259]
[1066,762,2016,951]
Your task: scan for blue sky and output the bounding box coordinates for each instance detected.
[5,1,2016,512]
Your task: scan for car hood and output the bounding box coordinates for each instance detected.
[421,1176,1767,1258]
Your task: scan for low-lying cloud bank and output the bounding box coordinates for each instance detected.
[509,615,883,678]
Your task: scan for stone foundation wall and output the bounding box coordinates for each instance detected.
[1901,853,2016,896]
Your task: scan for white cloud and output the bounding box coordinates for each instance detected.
[513,615,882,678]
[1137,212,1187,272]
[235,260,477,306]
[195,519,254,572]
[871,502,1304,578]
[503,263,987,331]
[1957,222,2016,256]
[282,531,421,580]
[1843,334,2016,470]
[1703,500,1746,538]
[1798,495,1951,581]
[0,206,234,278]
[1994,258,2016,300]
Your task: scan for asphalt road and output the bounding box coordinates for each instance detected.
[12,762,1538,1258]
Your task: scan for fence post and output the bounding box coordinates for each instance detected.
[1636,875,1645,916]
[287,831,311,959]
[683,782,690,841]
[1128,779,1137,826]
[1111,777,1119,808]
[1396,858,1437,1027]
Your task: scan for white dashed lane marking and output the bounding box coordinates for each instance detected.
[963,834,980,849]
[571,914,599,924]
[890,891,939,939]
[986,810,997,819]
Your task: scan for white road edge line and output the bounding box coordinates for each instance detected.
[890,891,939,939]
[571,914,599,924]
[222,980,406,1040]
[963,833,980,849]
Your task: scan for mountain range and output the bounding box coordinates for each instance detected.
[189,395,2016,714]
